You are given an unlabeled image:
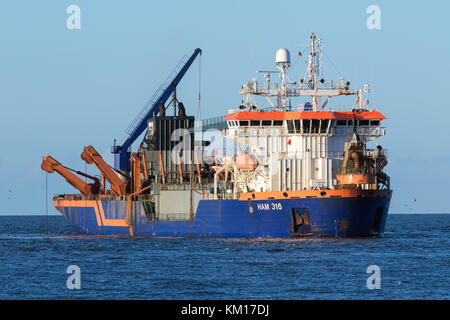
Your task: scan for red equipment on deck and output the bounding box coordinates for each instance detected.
[81,145,129,196]
[41,155,101,196]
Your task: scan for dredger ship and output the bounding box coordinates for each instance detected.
[42,33,392,238]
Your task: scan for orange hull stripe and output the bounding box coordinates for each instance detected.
[239,189,391,201]
[93,201,102,226]
[54,199,130,231]
[96,200,129,227]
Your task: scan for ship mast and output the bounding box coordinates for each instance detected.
[275,47,290,110]
[240,32,355,112]
[302,32,322,111]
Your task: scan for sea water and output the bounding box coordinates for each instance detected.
[0,214,448,299]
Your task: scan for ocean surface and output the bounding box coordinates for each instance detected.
[0,214,448,300]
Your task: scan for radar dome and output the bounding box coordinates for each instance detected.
[275,48,291,65]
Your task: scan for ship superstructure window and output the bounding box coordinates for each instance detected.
[303,119,311,133]
[370,120,380,126]
[298,119,332,134]
[311,119,320,134]
[294,120,301,133]
[336,120,347,126]
[273,120,283,126]
[287,120,295,133]
[236,120,287,127]
[320,119,329,133]
[359,120,369,126]
[286,120,304,134]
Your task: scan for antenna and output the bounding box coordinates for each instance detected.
[275,48,291,110]
[257,70,280,92]
[239,33,356,113]
[297,32,324,111]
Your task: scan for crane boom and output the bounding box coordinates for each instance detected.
[41,155,100,196]
[81,145,129,196]
[112,48,202,170]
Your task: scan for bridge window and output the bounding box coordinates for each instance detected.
[370,120,380,126]
[320,119,329,133]
[359,120,369,126]
[302,120,311,133]
[273,120,283,126]
[250,120,260,126]
[294,120,301,133]
[261,120,272,126]
[336,120,347,126]
[311,119,320,133]
[239,120,249,126]
[287,120,295,133]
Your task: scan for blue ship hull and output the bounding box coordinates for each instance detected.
[55,192,391,238]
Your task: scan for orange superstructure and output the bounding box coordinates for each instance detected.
[224,110,386,121]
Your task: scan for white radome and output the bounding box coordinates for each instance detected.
[275,48,291,65]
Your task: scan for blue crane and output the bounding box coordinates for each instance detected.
[112,48,202,170]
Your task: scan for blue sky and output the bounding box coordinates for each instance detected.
[0,0,449,214]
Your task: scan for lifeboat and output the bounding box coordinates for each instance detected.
[235,153,258,171]
[336,174,375,185]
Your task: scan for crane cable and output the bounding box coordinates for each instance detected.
[45,172,48,235]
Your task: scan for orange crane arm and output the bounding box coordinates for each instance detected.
[41,155,100,196]
[81,145,129,196]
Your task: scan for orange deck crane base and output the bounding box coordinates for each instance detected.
[81,145,129,196]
